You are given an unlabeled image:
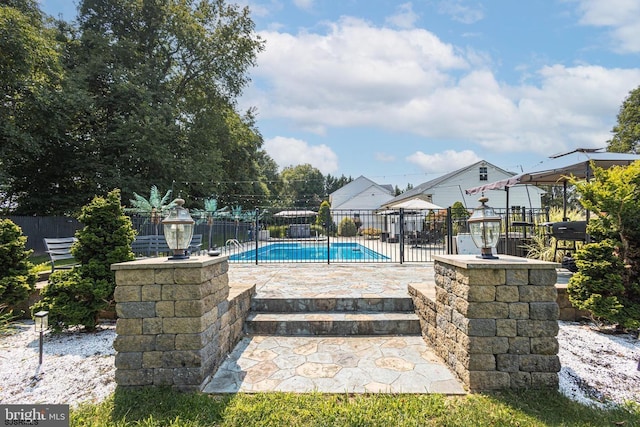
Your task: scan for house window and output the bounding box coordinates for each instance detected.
[479,166,488,181]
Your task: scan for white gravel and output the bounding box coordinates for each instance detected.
[0,320,638,409]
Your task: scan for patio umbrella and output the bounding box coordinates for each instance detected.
[466,149,640,195]
[465,149,640,219]
[274,210,317,217]
[388,198,443,210]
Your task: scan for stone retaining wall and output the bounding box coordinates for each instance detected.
[410,255,560,391]
[112,256,254,391]
[556,284,591,321]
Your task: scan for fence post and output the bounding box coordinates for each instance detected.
[446,207,453,254]
[254,208,259,265]
[399,208,405,264]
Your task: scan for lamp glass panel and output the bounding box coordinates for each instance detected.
[34,311,48,331]
[164,223,194,251]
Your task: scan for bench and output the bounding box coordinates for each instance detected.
[43,237,80,272]
[132,234,202,257]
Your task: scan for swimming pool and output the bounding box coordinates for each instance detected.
[229,242,389,262]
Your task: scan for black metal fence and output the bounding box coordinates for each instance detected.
[5,206,552,263]
[221,208,450,264]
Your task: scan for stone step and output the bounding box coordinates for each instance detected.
[250,297,415,313]
[245,311,421,336]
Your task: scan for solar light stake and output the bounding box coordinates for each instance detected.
[34,311,49,365]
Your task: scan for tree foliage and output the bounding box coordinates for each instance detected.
[280,164,325,208]
[607,86,640,154]
[0,2,373,214]
[32,189,135,331]
[1,0,270,215]
[567,161,640,330]
[450,201,470,235]
[324,174,353,196]
[337,217,357,237]
[0,2,67,212]
[0,219,36,307]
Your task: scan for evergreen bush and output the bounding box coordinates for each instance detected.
[567,161,640,330]
[450,201,470,235]
[0,219,36,308]
[338,217,357,237]
[32,190,135,331]
[316,201,336,235]
[267,225,287,238]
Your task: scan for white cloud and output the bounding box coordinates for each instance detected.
[254,17,469,123]
[247,15,640,161]
[292,0,314,12]
[573,0,640,53]
[385,3,419,29]
[264,136,339,174]
[406,150,481,173]
[437,0,484,24]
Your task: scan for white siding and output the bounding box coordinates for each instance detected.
[429,163,543,210]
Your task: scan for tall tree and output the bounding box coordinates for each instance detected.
[280,164,325,208]
[1,0,266,215]
[73,0,264,199]
[607,86,640,154]
[256,149,283,206]
[0,2,70,213]
[324,174,352,197]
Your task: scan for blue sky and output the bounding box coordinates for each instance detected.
[40,0,640,187]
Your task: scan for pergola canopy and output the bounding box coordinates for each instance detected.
[466,149,640,195]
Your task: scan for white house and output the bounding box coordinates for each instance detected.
[329,175,395,230]
[383,160,544,211]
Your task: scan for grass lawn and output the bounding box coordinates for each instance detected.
[71,388,640,427]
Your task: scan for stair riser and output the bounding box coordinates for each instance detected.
[251,298,415,313]
[245,320,421,336]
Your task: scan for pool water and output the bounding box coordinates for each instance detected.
[229,242,388,262]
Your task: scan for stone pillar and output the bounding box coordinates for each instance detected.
[427,255,560,391]
[111,256,236,391]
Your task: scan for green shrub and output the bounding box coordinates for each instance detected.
[567,161,640,330]
[267,225,287,238]
[316,201,336,235]
[568,239,628,326]
[0,219,36,308]
[361,228,381,239]
[0,304,18,335]
[451,201,470,235]
[310,224,324,236]
[32,189,135,331]
[338,217,357,237]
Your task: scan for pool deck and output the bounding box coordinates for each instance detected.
[219,237,447,263]
[204,263,466,394]
[204,263,571,394]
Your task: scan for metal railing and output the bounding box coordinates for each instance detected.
[7,206,552,262]
[219,208,449,264]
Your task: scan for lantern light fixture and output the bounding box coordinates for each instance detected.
[467,196,501,260]
[162,198,195,260]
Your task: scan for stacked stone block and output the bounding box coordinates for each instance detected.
[410,255,560,391]
[556,283,591,321]
[112,256,254,391]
